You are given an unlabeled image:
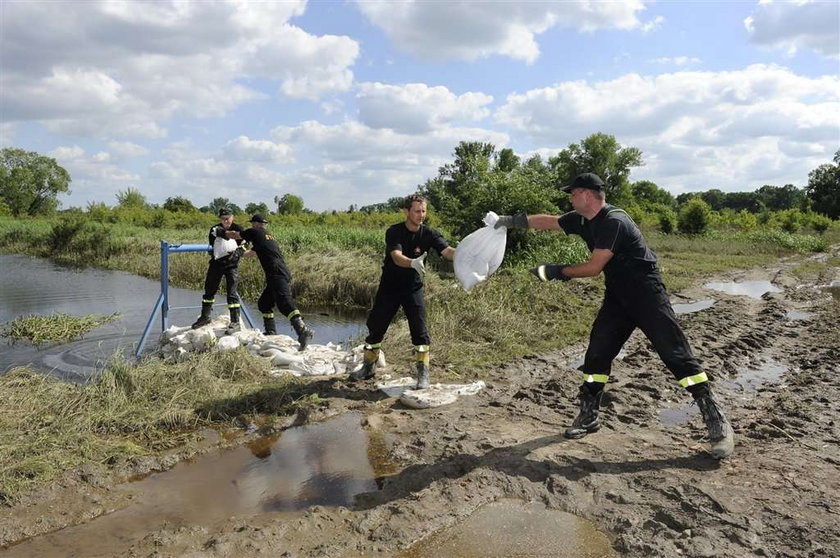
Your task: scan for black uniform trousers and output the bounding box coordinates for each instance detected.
[365,282,429,346]
[257,274,297,318]
[202,260,240,306]
[582,268,702,384]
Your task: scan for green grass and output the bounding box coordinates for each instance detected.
[2,312,120,346]
[0,350,320,503]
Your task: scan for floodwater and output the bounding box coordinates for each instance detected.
[704,280,781,299]
[672,298,715,314]
[3,413,393,558]
[0,253,366,380]
[401,499,616,558]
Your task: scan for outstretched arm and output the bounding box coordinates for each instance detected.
[562,249,613,278]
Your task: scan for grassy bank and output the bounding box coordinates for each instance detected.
[0,215,836,503]
[2,313,120,346]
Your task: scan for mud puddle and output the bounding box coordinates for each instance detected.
[400,499,616,558]
[659,358,788,426]
[787,309,813,320]
[3,413,393,558]
[672,298,715,314]
[704,279,781,299]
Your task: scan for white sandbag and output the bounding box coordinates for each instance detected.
[217,336,240,351]
[376,377,417,398]
[213,236,238,260]
[271,351,305,367]
[163,325,191,342]
[454,211,507,292]
[398,380,487,409]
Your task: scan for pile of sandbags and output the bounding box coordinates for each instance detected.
[157,317,357,377]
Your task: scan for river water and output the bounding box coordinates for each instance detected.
[0,253,366,380]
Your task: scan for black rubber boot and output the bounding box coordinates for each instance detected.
[564,387,603,439]
[291,316,314,351]
[695,391,735,459]
[414,347,430,389]
[263,316,277,336]
[226,307,241,334]
[191,302,213,329]
[349,345,379,381]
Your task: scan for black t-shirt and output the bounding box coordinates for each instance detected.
[241,227,290,279]
[557,204,657,282]
[380,222,449,289]
[208,222,244,263]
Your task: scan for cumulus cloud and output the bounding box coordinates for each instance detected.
[745,0,840,58]
[223,136,294,163]
[496,64,839,192]
[356,83,493,133]
[108,141,150,158]
[354,0,653,63]
[650,56,702,66]
[1,1,359,137]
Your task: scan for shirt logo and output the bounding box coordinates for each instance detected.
[414,247,421,255]
[266,234,275,241]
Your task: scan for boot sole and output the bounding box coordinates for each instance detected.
[564,424,601,439]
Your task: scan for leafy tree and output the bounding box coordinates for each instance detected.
[699,189,726,211]
[116,187,147,209]
[0,147,71,216]
[163,196,196,212]
[547,133,642,204]
[245,202,270,216]
[806,150,840,220]
[495,148,520,172]
[756,184,805,212]
[678,197,711,235]
[724,191,763,213]
[275,193,304,215]
[631,180,675,207]
[205,197,241,215]
[777,209,802,233]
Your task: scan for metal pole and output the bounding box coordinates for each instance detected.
[135,293,164,357]
[161,240,170,331]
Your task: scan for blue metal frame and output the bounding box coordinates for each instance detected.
[135,241,255,356]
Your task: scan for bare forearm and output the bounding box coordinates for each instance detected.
[527,215,561,230]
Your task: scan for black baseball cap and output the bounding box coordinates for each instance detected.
[249,213,268,224]
[218,207,233,217]
[562,173,605,193]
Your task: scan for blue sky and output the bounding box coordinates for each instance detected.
[1,0,838,212]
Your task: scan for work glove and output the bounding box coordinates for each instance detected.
[410,253,427,277]
[529,263,570,282]
[494,212,529,229]
[228,245,246,265]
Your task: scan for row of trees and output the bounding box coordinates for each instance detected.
[2,141,838,231]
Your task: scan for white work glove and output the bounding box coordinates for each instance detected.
[410,252,427,277]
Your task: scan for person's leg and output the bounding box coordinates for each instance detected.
[224,266,241,331]
[268,275,314,351]
[566,292,635,439]
[631,274,734,459]
[193,264,222,328]
[403,288,431,388]
[350,287,400,381]
[257,285,276,335]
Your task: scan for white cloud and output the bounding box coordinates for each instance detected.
[357,83,493,133]
[496,64,839,192]
[354,0,652,63]
[651,56,702,66]
[223,136,294,163]
[108,141,150,158]
[745,0,840,58]
[1,1,359,138]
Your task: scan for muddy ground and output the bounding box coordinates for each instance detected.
[1,251,839,558]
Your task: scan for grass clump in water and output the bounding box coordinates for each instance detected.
[0,350,319,503]
[2,312,120,346]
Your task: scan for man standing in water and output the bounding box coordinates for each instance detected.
[350,195,456,389]
[191,207,246,333]
[227,214,314,351]
[496,173,734,459]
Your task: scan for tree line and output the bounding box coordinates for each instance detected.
[2,138,838,235]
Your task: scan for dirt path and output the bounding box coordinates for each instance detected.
[2,252,838,557]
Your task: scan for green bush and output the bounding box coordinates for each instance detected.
[677,198,711,235]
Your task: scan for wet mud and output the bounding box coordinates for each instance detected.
[1,250,838,557]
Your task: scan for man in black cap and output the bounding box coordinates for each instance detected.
[496,172,734,459]
[227,214,314,351]
[191,207,247,332]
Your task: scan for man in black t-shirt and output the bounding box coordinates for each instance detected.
[227,214,314,351]
[191,207,247,332]
[497,173,734,459]
[350,194,456,389]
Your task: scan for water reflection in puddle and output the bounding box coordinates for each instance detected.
[704,280,781,299]
[4,413,393,558]
[823,281,840,301]
[786,309,813,321]
[673,299,715,314]
[660,358,788,426]
[401,499,616,558]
